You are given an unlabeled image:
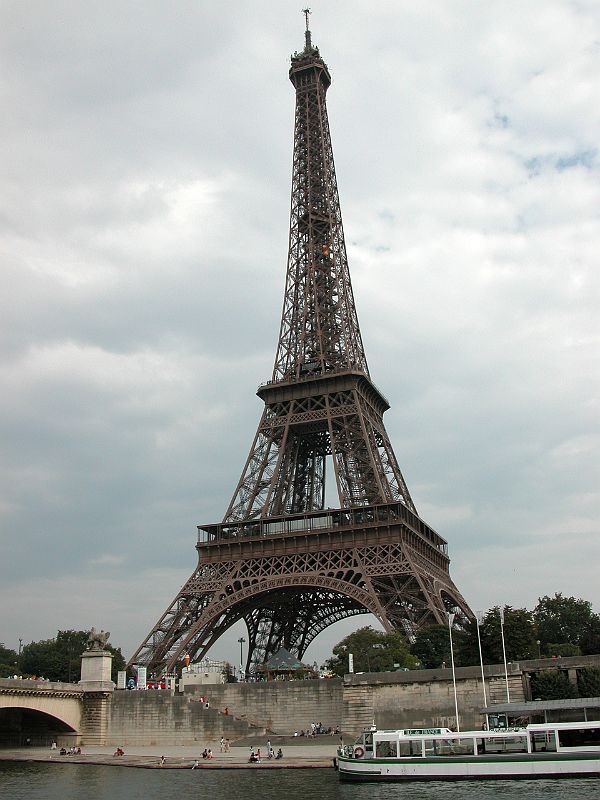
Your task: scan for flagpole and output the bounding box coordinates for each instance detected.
[476,612,488,728]
[448,611,460,732]
[499,608,511,703]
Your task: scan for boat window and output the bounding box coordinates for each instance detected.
[530,731,557,753]
[557,727,600,749]
[425,738,474,757]
[375,740,398,758]
[481,735,528,754]
[398,740,423,758]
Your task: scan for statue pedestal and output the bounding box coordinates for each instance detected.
[79,650,114,691]
[79,650,114,746]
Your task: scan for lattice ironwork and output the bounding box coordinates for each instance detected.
[129,19,472,677]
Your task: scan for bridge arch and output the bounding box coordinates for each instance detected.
[0,687,82,746]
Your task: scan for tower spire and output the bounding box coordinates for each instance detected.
[302,7,312,51]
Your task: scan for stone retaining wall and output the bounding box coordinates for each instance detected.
[99,654,600,744]
[185,679,344,734]
[107,690,263,747]
[347,666,526,732]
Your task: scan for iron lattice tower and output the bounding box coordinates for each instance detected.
[129,22,472,676]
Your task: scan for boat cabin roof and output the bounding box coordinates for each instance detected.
[368,719,600,741]
[526,720,600,731]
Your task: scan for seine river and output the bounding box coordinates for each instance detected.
[1,762,600,800]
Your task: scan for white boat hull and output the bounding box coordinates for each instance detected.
[337,753,600,781]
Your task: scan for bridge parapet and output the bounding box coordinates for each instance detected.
[0,678,83,697]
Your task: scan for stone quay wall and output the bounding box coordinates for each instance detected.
[107,690,264,747]
[188,678,345,734]
[345,665,525,733]
[102,654,600,745]
[104,667,507,744]
[188,665,525,735]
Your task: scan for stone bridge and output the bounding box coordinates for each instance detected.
[0,678,112,747]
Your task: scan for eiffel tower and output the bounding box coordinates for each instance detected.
[129,17,472,676]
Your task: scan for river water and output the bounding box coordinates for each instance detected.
[1,762,600,800]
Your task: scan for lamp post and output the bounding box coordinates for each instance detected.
[448,611,460,732]
[238,637,246,681]
[536,639,541,659]
[499,608,511,703]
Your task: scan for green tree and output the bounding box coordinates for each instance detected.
[222,662,238,683]
[544,643,581,658]
[530,669,579,700]
[453,619,485,668]
[326,626,418,676]
[579,616,600,656]
[0,642,19,677]
[479,606,537,663]
[577,667,600,697]
[411,625,451,669]
[533,594,598,651]
[19,630,126,682]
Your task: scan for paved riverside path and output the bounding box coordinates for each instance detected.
[0,740,340,769]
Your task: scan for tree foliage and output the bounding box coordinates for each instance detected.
[411,625,451,669]
[19,630,126,682]
[543,643,581,658]
[222,662,238,683]
[577,667,600,697]
[453,619,485,668]
[0,642,19,677]
[326,626,418,676]
[475,606,537,663]
[534,593,598,651]
[409,611,539,669]
[332,593,599,674]
[580,617,600,656]
[530,669,579,700]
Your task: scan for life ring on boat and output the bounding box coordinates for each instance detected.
[354,746,365,758]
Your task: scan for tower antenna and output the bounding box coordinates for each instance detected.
[302,7,312,50]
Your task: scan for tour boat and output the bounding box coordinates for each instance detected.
[336,721,600,781]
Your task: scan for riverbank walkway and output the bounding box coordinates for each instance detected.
[0,740,338,769]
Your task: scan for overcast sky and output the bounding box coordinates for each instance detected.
[1,1,599,669]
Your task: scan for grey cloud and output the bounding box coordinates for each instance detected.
[1,2,598,666]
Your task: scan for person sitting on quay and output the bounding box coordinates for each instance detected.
[275,748,283,760]
[202,748,209,759]
[248,750,259,763]
[113,747,124,756]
